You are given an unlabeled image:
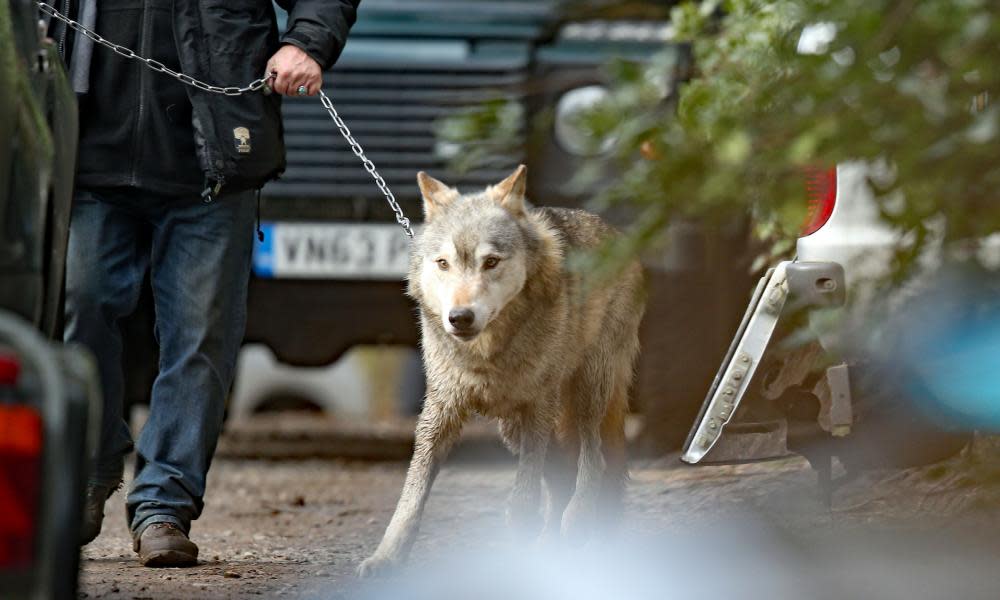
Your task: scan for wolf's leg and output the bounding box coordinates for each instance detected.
[506,407,552,536]
[542,439,578,537]
[498,416,521,454]
[598,393,628,531]
[542,398,579,536]
[563,332,636,540]
[561,423,605,541]
[358,395,465,577]
[561,355,629,541]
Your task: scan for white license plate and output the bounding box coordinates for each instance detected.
[252,222,414,280]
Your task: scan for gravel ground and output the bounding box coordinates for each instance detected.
[79,433,1000,599]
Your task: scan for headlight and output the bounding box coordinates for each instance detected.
[553,85,616,157]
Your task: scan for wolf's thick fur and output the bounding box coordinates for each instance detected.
[358,166,645,576]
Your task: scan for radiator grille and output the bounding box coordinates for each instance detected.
[263,63,527,206]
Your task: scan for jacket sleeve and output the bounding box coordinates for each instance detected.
[275,0,361,70]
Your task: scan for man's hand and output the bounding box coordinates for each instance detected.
[266,45,323,96]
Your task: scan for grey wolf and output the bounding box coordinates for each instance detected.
[64,0,360,565]
[359,165,645,576]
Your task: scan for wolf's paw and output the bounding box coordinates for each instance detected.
[357,553,399,578]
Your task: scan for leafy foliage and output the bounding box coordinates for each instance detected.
[593,0,999,275]
[443,0,1000,281]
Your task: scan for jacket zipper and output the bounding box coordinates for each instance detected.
[174,2,224,198]
[130,2,151,186]
[56,0,70,56]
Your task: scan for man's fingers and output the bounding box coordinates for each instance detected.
[285,75,322,96]
[266,44,323,95]
[267,65,321,95]
[308,73,324,95]
[274,74,306,96]
[300,73,322,96]
[265,67,281,94]
[273,69,296,96]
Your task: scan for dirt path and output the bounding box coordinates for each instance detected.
[80,438,1000,599]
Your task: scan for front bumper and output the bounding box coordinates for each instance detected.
[680,261,845,464]
[244,277,419,367]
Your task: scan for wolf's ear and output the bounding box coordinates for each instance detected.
[417,172,458,220]
[490,164,527,217]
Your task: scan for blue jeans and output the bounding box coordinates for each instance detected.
[64,187,256,538]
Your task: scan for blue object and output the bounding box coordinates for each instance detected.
[252,222,277,278]
[892,269,1000,431]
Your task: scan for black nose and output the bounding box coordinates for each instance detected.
[448,308,475,330]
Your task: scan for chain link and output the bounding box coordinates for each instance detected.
[37,1,414,238]
[38,2,273,95]
[319,91,414,237]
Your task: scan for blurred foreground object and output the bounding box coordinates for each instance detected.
[1,1,97,597]
[880,267,1000,431]
[0,310,101,599]
[0,0,78,339]
[353,517,1000,600]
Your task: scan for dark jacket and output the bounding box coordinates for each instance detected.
[70,0,360,198]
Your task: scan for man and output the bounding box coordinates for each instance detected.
[60,0,361,567]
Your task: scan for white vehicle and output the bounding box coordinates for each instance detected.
[680,164,976,498]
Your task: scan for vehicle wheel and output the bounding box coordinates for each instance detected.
[253,392,324,414]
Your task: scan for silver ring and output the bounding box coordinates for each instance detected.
[297,85,308,96]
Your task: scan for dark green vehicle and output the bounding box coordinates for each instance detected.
[0,0,77,338]
[248,0,752,446]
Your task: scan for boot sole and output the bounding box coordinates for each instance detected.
[140,549,199,568]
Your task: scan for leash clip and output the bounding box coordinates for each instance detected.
[201,179,225,203]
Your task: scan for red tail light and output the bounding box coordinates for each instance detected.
[801,166,837,236]
[0,353,20,385]
[0,400,44,569]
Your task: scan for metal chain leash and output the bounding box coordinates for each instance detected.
[37,1,272,95]
[36,1,414,238]
[318,91,413,237]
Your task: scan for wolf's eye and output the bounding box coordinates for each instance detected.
[483,256,500,270]
[436,259,449,271]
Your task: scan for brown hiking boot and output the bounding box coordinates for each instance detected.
[135,522,199,567]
